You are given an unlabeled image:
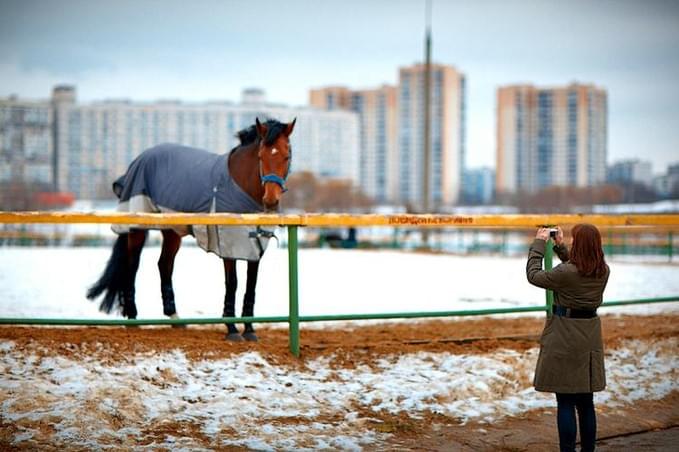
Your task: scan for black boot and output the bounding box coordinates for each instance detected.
[241,292,257,342]
[121,289,137,319]
[161,284,177,316]
[223,300,242,341]
[162,283,184,328]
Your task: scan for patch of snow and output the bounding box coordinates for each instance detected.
[1,338,676,449]
[0,248,677,321]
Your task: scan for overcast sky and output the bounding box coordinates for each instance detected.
[1,0,678,172]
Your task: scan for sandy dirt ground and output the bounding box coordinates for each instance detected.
[1,313,678,450]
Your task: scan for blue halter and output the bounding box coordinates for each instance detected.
[259,148,291,193]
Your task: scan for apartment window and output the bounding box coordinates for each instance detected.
[567,91,578,184]
[537,92,553,189]
[351,94,363,113]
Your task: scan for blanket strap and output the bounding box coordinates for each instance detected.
[249,227,278,258]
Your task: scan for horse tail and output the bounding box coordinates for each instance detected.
[86,233,128,314]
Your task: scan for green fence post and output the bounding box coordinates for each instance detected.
[288,225,300,357]
[545,238,554,317]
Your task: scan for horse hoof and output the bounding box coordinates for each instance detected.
[225,333,244,342]
[242,332,258,342]
[169,313,186,328]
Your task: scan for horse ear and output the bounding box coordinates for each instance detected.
[255,117,267,138]
[284,118,296,137]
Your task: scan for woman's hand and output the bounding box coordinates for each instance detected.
[536,228,551,241]
[554,226,564,245]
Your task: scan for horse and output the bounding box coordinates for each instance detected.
[86,118,295,341]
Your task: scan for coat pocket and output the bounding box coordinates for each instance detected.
[590,350,606,392]
[538,318,555,346]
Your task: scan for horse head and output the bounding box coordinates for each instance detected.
[256,117,295,211]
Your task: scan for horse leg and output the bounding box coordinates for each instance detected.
[241,260,260,342]
[158,229,182,321]
[123,229,147,319]
[223,258,243,341]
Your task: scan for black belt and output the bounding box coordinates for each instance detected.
[552,305,597,319]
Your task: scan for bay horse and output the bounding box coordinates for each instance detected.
[87,118,295,341]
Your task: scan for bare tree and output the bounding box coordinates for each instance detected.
[513,185,624,213]
[282,171,373,212]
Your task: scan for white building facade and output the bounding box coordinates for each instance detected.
[48,87,359,199]
[607,159,653,187]
[0,96,53,187]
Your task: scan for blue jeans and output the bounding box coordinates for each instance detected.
[556,393,596,452]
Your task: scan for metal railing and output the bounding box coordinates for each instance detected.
[2,211,679,356]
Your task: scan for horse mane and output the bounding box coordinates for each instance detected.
[236,119,288,147]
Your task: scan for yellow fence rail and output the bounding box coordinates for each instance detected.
[2,211,679,228]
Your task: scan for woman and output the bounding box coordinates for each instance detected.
[526,224,610,452]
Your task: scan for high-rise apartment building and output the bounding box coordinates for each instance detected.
[312,63,466,209]
[291,108,360,184]
[310,85,398,203]
[309,86,353,111]
[398,63,466,209]
[42,87,361,199]
[654,163,679,197]
[607,159,652,187]
[496,83,607,195]
[0,96,52,187]
[462,167,495,205]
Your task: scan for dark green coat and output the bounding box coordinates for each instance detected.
[527,239,610,393]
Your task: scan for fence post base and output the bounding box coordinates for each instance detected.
[288,225,300,357]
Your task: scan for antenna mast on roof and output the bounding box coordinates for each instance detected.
[423,0,432,215]
[422,0,433,247]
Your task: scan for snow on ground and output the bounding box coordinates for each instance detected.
[1,247,677,448]
[0,247,677,320]
[0,338,676,450]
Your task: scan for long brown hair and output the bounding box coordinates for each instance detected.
[569,223,608,278]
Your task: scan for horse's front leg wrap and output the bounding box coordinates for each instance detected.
[161,284,176,316]
[242,291,255,333]
[223,294,238,334]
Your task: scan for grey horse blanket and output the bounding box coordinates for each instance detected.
[112,143,271,260]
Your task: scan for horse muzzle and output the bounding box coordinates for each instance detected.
[262,183,283,211]
[263,200,280,213]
